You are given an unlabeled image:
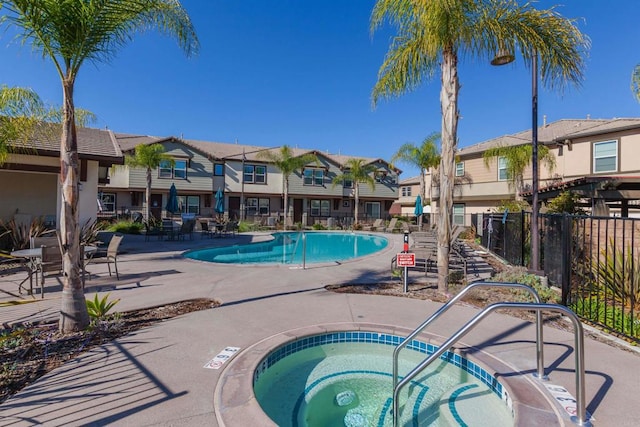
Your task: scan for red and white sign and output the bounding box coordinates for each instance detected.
[396,253,416,267]
[204,346,240,370]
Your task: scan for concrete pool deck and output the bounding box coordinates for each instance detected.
[0,231,638,426]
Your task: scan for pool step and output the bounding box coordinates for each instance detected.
[439,382,514,426]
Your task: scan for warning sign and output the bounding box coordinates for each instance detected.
[204,346,240,370]
[396,253,416,267]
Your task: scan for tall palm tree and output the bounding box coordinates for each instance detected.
[371,0,588,293]
[332,158,377,227]
[0,85,45,164]
[391,132,441,227]
[483,143,556,200]
[2,0,199,332]
[124,144,175,221]
[257,145,318,230]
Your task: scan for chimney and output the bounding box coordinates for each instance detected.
[543,115,547,127]
[587,114,591,120]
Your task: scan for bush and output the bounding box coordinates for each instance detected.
[546,190,585,214]
[312,223,326,230]
[491,266,560,303]
[107,220,143,234]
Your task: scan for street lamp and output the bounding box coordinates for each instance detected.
[492,48,541,272]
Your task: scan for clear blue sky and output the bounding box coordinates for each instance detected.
[2,0,640,178]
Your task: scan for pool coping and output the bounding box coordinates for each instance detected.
[214,322,568,426]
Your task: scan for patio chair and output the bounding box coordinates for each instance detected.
[177,220,196,240]
[144,220,163,241]
[200,221,213,238]
[222,220,238,237]
[36,244,63,295]
[384,217,400,233]
[362,218,383,231]
[105,233,124,280]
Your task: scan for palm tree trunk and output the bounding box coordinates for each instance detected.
[283,177,289,231]
[436,48,460,294]
[58,78,90,332]
[354,184,360,226]
[146,167,152,220]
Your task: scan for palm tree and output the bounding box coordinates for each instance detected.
[371,0,588,293]
[483,143,556,200]
[632,65,640,102]
[332,158,377,227]
[0,85,45,165]
[391,132,441,227]
[2,0,199,332]
[257,145,318,230]
[124,144,175,221]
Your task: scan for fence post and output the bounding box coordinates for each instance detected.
[560,214,572,305]
[520,210,526,267]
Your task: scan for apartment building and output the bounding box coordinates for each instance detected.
[427,117,640,225]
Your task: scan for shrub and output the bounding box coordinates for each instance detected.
[570,296,640,340]
[312,223,326,230]
[107,220,143,234]
[0,218,52,251]
[491,266,560,303]
[592,241,640,310]
[546,190,585,214]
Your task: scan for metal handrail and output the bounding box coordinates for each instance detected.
[392,282,545,395]
[392,303,590,426]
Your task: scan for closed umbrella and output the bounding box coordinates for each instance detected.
[414,195,424,230]
[165,183,179,216]
[215,187,224,215]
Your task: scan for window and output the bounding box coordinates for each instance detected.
[244,165,267,184]
[99,193,116,213]
[401,186,412,197]
[214,163,224,176]
[365,202,381,219]
[131,191,143,207]
[159,160,172,178]
[178,195,200,215]
[455,161,465,177]
[452,204,465,226]
[310,199,330,216]
[497,156,508,181]
[246,197,270,215]
[343,178,353,188]
[304,168,324,186]
[159,159,188,179]
[593,140,618,173]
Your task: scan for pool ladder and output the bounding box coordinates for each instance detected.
[391,281,590,427]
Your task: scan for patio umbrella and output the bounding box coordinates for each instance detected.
[166,183,179,216]
[414,195,423,230]
[214,187,224,215]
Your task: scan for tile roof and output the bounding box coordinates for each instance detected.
[456,118,623,156]
[11,124,122,162]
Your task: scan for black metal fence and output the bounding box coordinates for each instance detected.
[473,212,640,343]
[472,211,528,267]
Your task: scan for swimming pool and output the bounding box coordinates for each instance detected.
[184,231,388,265]
[253,331,514,426]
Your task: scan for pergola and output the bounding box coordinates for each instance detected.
[523,176,640,217]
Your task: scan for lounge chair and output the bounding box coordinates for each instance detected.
[222,220,238,237]
[362,218,383,231]
[384,217,400,233]
[177,220,196,240]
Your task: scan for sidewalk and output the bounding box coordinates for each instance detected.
[0,232,638,426]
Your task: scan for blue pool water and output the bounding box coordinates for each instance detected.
[183,232,388,265]
[253,332,514,426]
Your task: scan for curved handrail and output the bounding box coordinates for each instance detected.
[392,282,544,393]
[392,303,590,427]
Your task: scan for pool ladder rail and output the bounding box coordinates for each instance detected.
[391,281,591,427]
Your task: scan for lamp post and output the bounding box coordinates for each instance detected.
[492,48,541,272]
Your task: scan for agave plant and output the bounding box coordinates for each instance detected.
[592,241,640,309]
[86,293,120,322]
